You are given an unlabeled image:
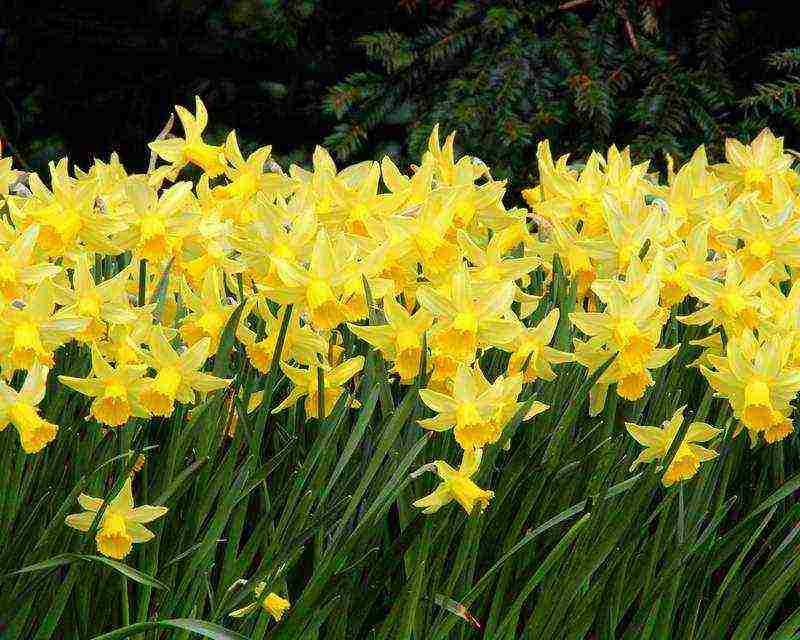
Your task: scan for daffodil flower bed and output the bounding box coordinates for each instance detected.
[2,101,800,638]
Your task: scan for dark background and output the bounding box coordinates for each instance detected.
[2,0,799,189]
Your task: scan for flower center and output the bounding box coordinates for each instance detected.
[446,474,493,515]
[184,142,226,177]
[748,238,772,261]
[91,382,131,427]
[617,367,651,401]
[9,402,58,454]
[306,280,345,330]
[78,292,102,318]
[743,380,776,431]
[11,322,50,370]
[96,511,133,560]
[663,450,700,486]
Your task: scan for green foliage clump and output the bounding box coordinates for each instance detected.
[323,1,800,189]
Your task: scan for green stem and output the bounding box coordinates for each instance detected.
[138,258,147,307]
[121,574,131,627]
[117,430,131,627]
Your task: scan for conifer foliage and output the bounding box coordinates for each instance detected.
[323,1,800,187]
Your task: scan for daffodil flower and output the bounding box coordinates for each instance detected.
[418,364,540,450]
[0,364,58,453]
[712,128,793,201]
[679,255,771,338]
[59,346,150,427]
[326,159,401,236]
[348,297,432,383]
[626,406,721,486]
[272,355,364,419]
[417,267,519,366]
[65,477,167,559]
[574,337,678,412]
[260,228,354,331]
[660,146,727,240]
[700,332,800,441]
[212,131,289,204]
[7,159,124,257]
[229,582,290,621]
[457,229,541,309]
[237,299,327,373]
[139,331,231,416]
[179,267,238,352]
[148,96,227,178]
[0,224,62,302]
[413,448,493,515]
[380,153,433,211]
[656,223,714,307]
[0,279,88,374]
[230,205,316,289]
[0,143,18,197]
[570,275,664,372]
[383,188,457,276]
[503,308,573,382]
[115,178,196,263]
[55,253,137,342]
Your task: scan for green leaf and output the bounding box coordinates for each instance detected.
[212,300,247,378]
[89,618,251,640]
[4,553,167,590]
[2,554,74,579]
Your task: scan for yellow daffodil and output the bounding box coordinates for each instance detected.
[139,331,231,416]
[470,365,548,443]
[457,229,541,308]
[656,223,715,307]
[115,179,196,263]
[179,267,238,352]
[65,477,167,559]
[231,204,317,288]
[229,582,290,621]
[713,129,793,201]
[7,160,124,257]
[679,256,770,337]
[237,300,327,373]
[272,355,364,419]
[570,275,664,373]
[0,224,62,302]
[0,143,19,197]
[418,364,545,450]
[394,190,461,279]
[626,406,720,486]
[148,96,227,178]
[417,267,518,366]
[260,228,353,331]
[418,364,503,450]
[380,154,433,211]
[700,332,800,440]
[212,131,290,205]
[59,346,150,427]
[413,448,493,515]
[504,309,573,382]
[348,297,432,383]
[0,364,58,453]
[55,254,136,342]
[719,201,800,278]
[574,337,678,411]
[0,279,88,374]
[660,146,727,239]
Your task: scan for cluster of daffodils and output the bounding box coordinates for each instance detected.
[525,130,800,483]
[3,101,800,580]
